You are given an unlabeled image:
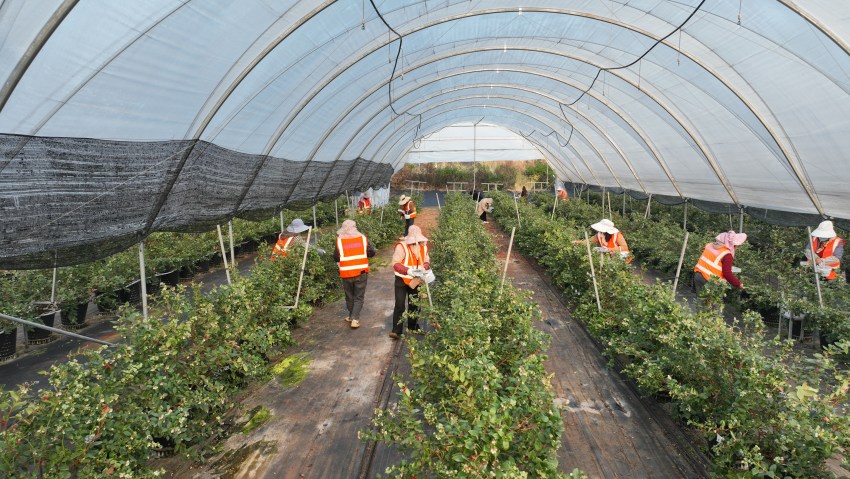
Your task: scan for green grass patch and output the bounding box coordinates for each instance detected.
[242,406,272,434]
[271,352,310,387]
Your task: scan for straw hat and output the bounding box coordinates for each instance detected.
[285,218,310,233]
[398,194,411,205]
[811,220,837,239]
[404,225,428,244]
[337,219,361,239]
[590,219,618,234]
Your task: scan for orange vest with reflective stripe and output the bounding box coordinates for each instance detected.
[337,235,369,278]
[394,242,428,286]
[358,198,372,214]
[402,201,416,219]
[814,237,843,280]
[271,236,294,260]
[557,190,568,201]
[596,232,631,263]
[694,243,731,281]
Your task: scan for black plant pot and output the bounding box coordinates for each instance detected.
[195,258,211,274]
[241,239,258,253]
[61,302,90,328]
[156,269,180,287]
[95,291,119,314]
[123,279,143,305]
[26,311,56,345]
[0,329,17,361]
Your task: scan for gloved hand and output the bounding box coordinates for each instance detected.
[408,268,424,278]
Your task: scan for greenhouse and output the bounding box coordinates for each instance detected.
[1,1,849,477]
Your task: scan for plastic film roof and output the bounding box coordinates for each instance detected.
[1,0,849,267]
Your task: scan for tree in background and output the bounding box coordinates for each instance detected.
[524,160,552,186]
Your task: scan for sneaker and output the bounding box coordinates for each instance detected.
[388,332,400,340]
[345,316,351,322]
[350,320,360,329]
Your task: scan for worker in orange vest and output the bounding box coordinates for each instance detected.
[573,219,631,263]
[333,220,375,329]
[693,230,747,295]
[357,192,372,215]
[270,218,310,260]
[803,220,844,281]
[398,195,417,238]
[556,187,569,202]
[389,225,431,339]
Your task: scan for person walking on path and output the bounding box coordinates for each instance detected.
[398,194,417,238]
[520,185,529,203]
[334,220,375,329]
[693,230,747,295]
[389,225,431,339]
[803,220,844,281]
[476,197,494,223]
[271,218,310,260]
[573,219,632,263]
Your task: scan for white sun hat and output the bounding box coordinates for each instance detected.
[590,219,618,234]
[285,218,310,233]
[398,194,411,205]
[811,220,837,238]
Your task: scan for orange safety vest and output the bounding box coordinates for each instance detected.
[271,236,295,260]
[694,243,731,281]
[358,198,372,214]
[401,201,417,219]
[557,190,568,201]
[394,242,428,286]
[813,237,843,280]
[596,231,631,263]
[337,235,370,278]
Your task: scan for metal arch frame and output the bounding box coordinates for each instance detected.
[2,3,836,213]
[358,95,603,186]
[0,0,79,114]
[370,100,596,183]
[317,67,683,196]
[260,42,743,205]
[243,8,819,211]
[379,108,581,183]
[324,57,710,197]
[364,90,640,191]
[361,85,654,195]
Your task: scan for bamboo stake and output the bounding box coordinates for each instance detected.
[550,192,558,220]
[513,193,521,228]
[334,198,339,227]
[50,266,57,305]
[138,242,149,318]
[622,191,626,216]
[644,194,652,219]
[739,207,744,233]
[672,232,690,298]
[499,227,516,299]
[435,190,441,210]
[683,200,688,231]
[286,227,312,310]
[312,205,319,240]
[280,210,285,233]
[584,231,602,312]
[228,221,235,272]
[607,192,613,218]
[216,225,231,285]
[807,227,824,308]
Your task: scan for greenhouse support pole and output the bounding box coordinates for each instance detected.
[586,188,590,203]
[550,193,558,220]
[216,225,231,285]
[671,232,690,298]
[584,231,602,312]
[287,227,312,310]
[513,193,521,228]
[607,192,613,218]
[50,266,57,305]
[644,194,653,219]
[228,221,235,272]
[435,191,441,210]
[345,190,350,213]
[280,210,285,233]
[739,207,744,233]
[138,242,148,319]
[334,199,339,227]
[0,313,116,346]
[622,192,626,216]
[312,205,319,234]
[806,227,824,308]
[683,200,688,231]
[498,227,516,299]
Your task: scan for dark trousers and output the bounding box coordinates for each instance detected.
[392,276,419,335]
[479,212,487,221]
[404,218,414,236]
[342,273,368,320]
[693,271,707,296]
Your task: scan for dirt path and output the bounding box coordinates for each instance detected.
[485,222,711,478]
[162,209,440,478]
